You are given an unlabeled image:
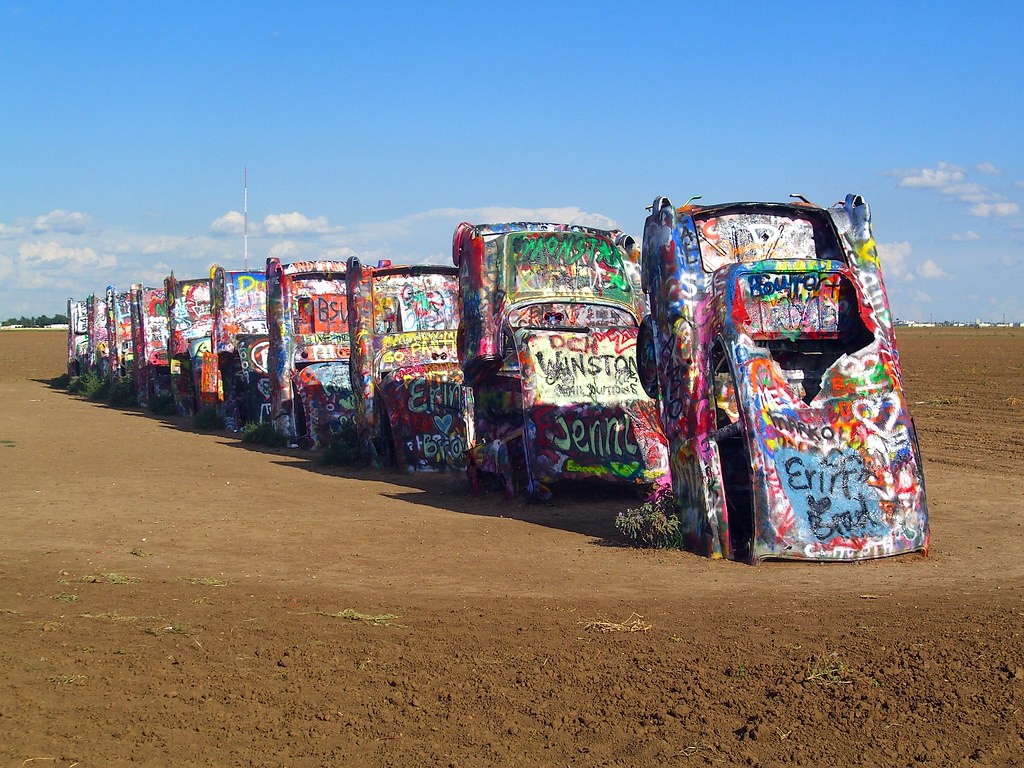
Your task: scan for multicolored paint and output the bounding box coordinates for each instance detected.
[67,298,90,376]
[164,274,213,416]
[105,286,134,379]
[452,222,669,499]
[85,293,111,376]
[128,284,171,407]
[346,259,466,472]
[209,266,269,429]
[266,259,354,447]
[638,194,929,562]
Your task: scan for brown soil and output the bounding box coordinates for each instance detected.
[1,327,1022,767]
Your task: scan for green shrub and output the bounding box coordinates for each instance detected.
[321,421,365,466]
[106,376,136,407]
[49,373,71,389]
[69,371,109,401]
[240,420,288,447]
[149,393,177,415]
[193,406,226,431]
[615,482,684,549]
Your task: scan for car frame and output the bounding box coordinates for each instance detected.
[266,258,354,448]
[637,193,930,562]
[164,274,214,416]
[346,258,466,472]
[452,221,669,499]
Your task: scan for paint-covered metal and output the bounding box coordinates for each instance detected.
[164,274,213,416]
[266,259,354,447]
[347,258,466,472]
[210,266,269,429]
[67,298,90,376]
[638,194,929,562]
[129,284,171,407]
[453,222,669,499]
[86,293,110,376]
[105,286,134,380]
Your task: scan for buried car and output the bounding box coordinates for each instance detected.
[347,258,466,471]
[266,259,355,448]
[67,297,90,376]
[164,274,214,416]
[129,284,171,408]
[453,222,669,499]
[207,266,269,430]
[638,194,929,562]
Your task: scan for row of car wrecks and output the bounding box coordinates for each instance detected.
[67,195,930,564]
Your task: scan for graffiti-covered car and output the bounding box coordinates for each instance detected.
[129,284,171,407]
[105,286,134,379]
[453,222,669,499]
[164,274,213,416]
[347,258,466,471]
[267,259,354,448]
[67,298,90,376]
[638,194,930,563]
[86,293,111,376]
[209,266,268,429]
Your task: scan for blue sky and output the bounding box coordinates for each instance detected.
[2,1,1022,322]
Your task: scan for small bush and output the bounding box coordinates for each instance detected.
[149,393,177,415]
[321,421,365,466]
[240,420,288,447]
[193,406,226,431]
[70,371,110,401]
[49,373,71,389]
[615,481,684,548]
[106,376,136,407]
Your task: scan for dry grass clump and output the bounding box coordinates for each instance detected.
[581,613,652,633]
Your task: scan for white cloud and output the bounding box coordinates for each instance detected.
[877,241,913,280]
[267,241,300,259]
[32,209,90,234]
[876,242,946,281]
[19,241,117,270]
[898,162,964,189]
[143,237,188,254]
[968,201,1020,217]
[951,230,981,241]
[263,212,333,235]
[918,259,947,279]
[211,210,246,235]
[976,162,1001,175]
[0,222,26,238]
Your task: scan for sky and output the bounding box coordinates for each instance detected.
[1,1,1022,323]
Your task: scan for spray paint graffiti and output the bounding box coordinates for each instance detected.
[453,222,669,499]
[67,298,90,376]
[164,274,213,416]
[209,267,269,429]
[638,194,929,562]
[129,285,170,407]
[347,258,466,471]
[266,258,354,447]
[105,287,134,380]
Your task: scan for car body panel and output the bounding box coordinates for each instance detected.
[347,259,466,471]
[639,195,929,562]
[266,259,354,447]
[164,275,213,416]
[129,285,171,407]
[209,267,268,429]
[453,222,669,497]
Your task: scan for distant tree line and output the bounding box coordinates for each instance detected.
[1,314,69,327]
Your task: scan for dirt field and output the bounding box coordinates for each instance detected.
[1,327,1022,767]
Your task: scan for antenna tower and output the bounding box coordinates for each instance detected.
[243,167,249,270]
